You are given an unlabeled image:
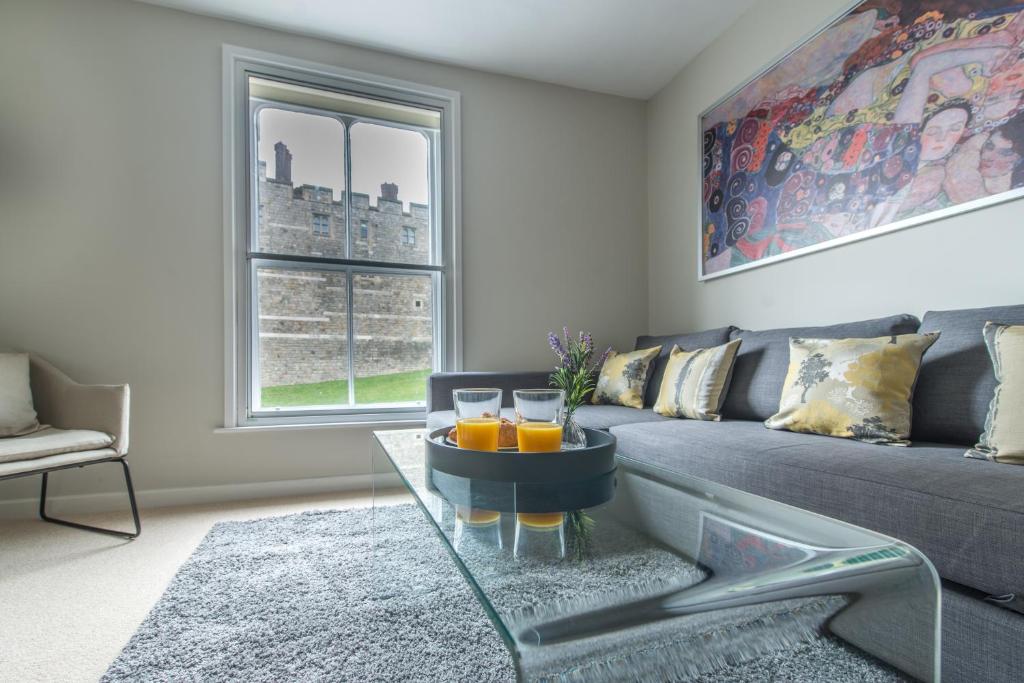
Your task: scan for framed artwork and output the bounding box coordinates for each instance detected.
[699,1,1024,280]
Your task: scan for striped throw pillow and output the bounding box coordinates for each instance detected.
[967,322,1024,464]
[653,340,742,421]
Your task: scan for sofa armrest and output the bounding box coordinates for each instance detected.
[427,370,552,413]
[29,356,130,456]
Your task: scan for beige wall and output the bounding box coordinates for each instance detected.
[647,0,1024,335]
[0,0,647,506]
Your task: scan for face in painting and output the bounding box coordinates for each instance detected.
[980,132,1021,178]
[920,108,968,162]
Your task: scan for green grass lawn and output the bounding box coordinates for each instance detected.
[260,368,432,408]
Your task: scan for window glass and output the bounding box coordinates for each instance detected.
[255,108,345,257]
[312,213,330,236]
[352,272,434,405]
[350,122,431,265]
[246,74,445,418]
[255,266,349,410]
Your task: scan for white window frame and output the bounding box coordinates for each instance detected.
[222,46,462,427]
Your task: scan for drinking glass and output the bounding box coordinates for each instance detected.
[452,388,503,550]
[513,511,566,560]
[453,388,503,451]
[513,389,567,559]
[513,389,565,453]
[454,505,503,552]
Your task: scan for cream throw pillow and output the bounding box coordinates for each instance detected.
[591,346,662,409]
[967,323,1024,464]
[764,333,939,445]
[654,340,741,421]
[0,353,42,437]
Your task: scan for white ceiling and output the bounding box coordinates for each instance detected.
[137,0,756,99]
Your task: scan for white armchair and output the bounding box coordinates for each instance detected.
[0,355,139,539]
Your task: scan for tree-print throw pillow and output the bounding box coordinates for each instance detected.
[764,333,940,446]
[591,346,662,409]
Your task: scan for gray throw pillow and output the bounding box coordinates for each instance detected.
[0,353,42,437]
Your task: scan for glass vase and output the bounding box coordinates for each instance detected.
[562,409,587,450]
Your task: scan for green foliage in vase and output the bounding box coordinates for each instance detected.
[547,327,611,414]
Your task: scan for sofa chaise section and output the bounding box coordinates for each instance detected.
[610,418,1023,599]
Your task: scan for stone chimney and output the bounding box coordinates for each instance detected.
[274,142,292,184]
[380,182,399,202]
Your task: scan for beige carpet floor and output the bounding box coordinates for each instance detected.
[0,488,410,683]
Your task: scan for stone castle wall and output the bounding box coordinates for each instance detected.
[256,152,433,389]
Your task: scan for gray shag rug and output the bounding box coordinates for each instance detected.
[103,505,907,682]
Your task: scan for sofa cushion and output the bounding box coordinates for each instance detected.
[0,427,114,464]
[913,305,1024,445]
[636,327,734,408]
[611,419,1024,598]
[427,408,515,432]
[570,405,672,431]
[722,314,920,421]
[426,405,670,434]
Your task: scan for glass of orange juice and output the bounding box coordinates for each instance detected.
[453,388,503,451]
[513,389,567,559]
[513,389,565,452]
[452,388,503,551]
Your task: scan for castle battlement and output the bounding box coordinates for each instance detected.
[260,145,426,218]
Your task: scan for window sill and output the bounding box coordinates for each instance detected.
[214,417,425,434]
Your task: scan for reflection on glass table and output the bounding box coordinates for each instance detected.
[371,429,940,682]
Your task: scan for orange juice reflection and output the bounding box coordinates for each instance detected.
[456,417,500,451]
[456,505,501,526]
[517,511,565,529]
[516,422,563,452]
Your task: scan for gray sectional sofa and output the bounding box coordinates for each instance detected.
[426,305,1024,683]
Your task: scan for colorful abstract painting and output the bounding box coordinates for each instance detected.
[700,1,1024,279]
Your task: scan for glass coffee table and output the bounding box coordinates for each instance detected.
[371,429,939,682]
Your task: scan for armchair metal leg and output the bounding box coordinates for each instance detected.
[39,459,141,540]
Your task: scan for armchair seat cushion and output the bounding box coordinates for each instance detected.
[0,427,114,464]
[0,447,119,478]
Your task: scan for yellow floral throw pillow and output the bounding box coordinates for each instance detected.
[967,323,1024,464]
[591,346,662,409]
[765,333,940,445]
[654,340,742,420]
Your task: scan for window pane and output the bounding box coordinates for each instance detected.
[353,272,434,406]
[256,266,349,410]
[255,107,346,258]
[350,122,431,265]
